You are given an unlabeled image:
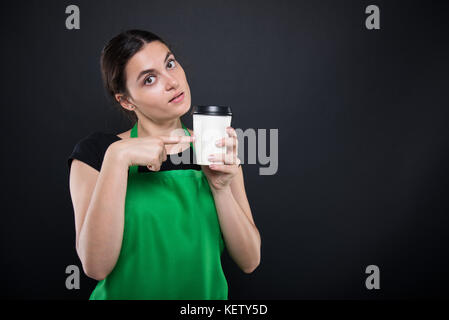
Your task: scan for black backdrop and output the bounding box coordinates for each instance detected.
[1,0,448,299]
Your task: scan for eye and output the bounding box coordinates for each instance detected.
[167,58,176,69]
[144,75,156,85]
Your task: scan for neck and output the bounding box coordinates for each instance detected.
[137,117,183,138]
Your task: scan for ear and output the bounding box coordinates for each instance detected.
[115,93,135,111]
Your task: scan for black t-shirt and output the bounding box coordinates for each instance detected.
[67,132,200,175]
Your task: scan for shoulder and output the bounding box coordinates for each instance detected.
[68,131,121,173]
[71,131,121,159]
[78,131,121,149]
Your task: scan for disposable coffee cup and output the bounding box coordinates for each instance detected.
[192,105,233,165]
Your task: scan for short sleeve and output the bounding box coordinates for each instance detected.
[67,132,121,175]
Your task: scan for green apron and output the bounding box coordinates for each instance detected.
[89,121,228,300]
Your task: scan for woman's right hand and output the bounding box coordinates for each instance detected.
[109,135,195,171]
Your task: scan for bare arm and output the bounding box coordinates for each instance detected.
[201,127,261,274]
[210,171,261,274]
[69,134,194,281]
[69,142,129,280]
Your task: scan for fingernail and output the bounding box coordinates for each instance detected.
[215,140,221,146]
[208,155,214,161]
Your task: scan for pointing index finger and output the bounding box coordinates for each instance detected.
[158,135,195,145]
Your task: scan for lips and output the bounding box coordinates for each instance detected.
[169,91,184,103]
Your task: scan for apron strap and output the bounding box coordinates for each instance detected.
[130,121,138,138]
[129,121,195,174]
[181,122,195,153]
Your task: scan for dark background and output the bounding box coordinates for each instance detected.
[0,0,448,299]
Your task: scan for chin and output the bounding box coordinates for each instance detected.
[178,96,192,116]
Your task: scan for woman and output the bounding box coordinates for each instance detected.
[67,29,261,300]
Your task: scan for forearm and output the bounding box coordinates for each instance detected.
[211,186,261,273]
[78,142,129,279]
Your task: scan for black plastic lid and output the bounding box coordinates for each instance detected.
[191,105,232,116]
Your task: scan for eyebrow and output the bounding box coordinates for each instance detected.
[136,51,173,82]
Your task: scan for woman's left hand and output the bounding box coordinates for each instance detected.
[201,126,241,192]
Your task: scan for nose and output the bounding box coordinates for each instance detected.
[165,73,179,91]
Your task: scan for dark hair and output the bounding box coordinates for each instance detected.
[100,29,171,123]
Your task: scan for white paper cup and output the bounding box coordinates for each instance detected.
[192,105,232,165]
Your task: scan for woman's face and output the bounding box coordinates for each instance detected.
[119,41,191,123]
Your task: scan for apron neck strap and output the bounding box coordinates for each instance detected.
[131,121,138,138]
[181,122,191,136]
[130,121,190,138]
[181,122,195,153]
